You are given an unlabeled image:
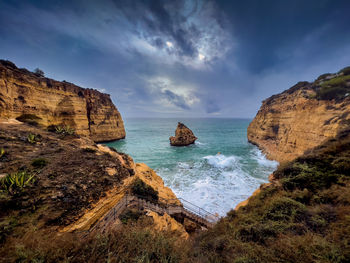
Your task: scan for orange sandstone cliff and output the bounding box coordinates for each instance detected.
[248,67,350,163]
[0,60,125,142]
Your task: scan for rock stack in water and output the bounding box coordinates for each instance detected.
[169,122,197,146]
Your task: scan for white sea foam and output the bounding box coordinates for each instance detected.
[251,148,279,167]
[158,150,275,216]
[203,154,239,169]
[177,162,191,169]
[156,147,278,216]
[110,119,278,217]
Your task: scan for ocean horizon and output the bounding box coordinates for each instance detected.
[107,118,278,216]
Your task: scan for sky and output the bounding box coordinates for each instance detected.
[1,0,350,118]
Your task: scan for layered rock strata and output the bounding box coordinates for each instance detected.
[248,69,350,163]
[170,122,197,146]
[0,121,187,238]
[0,60,125,142]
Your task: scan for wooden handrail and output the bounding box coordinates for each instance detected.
[86,194,220,235]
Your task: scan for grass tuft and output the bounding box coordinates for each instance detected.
[131,178,159,202]
[0,171,35,195]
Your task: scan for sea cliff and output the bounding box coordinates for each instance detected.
[0,60,125,142]
[248,67,350,163]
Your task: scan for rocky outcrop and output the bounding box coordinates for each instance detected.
[248,68,350,163]
[0,120,185,236]
[170,122,197,146]
[61,162,181,233]
[0,60,125,142]
[0,121,132,230]
[146,211,189,239]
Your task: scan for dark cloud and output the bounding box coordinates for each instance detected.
[113,0,214,58]
[0,0,350,118]
[216,0,350,73]
[162,89,191,110]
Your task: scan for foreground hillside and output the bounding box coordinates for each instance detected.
[1,121,349,262]
[248,66,350,162]
[0,60,125,142]
[192,129,350,262]
[0,121,190,262]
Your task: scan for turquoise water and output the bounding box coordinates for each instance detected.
[107,118,278,216]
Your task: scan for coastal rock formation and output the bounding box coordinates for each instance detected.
[146,211,189,239]
[0,60,125,142]
[0,121,132,231]
[170,122,197,146]
[62,163,181,233]
[0,120,186,238]
[248,68,350,163]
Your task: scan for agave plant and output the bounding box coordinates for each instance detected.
[55,125,65,134]
[55,125,75,135]
[65,125,75,135]
[0,148,5,158]
[0,171,35,194]
[27,133,36,144]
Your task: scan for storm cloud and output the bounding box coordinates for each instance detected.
[1,0,350,118]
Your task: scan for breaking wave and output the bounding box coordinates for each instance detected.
[158,149,278,216]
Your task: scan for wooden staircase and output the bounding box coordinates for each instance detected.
[87,195,219,234]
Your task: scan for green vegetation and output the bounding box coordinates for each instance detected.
[0,171,35,195]
[33,68,44,77]
[190,132,350,262]
[1,116,350,262]
[31,158,48,169]
[0,148,5,158]
[339,66,350,76]
[16,114,42,126]
[119,209,144,224]
[316,73,332,81]
[54,125,75,135]
[131,178,159,202]
[0,223,189,263]
[316,74,350,100]
[27,133,36,144]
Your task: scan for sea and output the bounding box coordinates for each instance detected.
[107,118,278,216]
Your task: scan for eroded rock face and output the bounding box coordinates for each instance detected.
[248,74,350,163]
[170,122,197,146]
[146,210,189,239]
[0,121,132,229]
[0,60,125,142]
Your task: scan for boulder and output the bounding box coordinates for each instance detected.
[169,122,197,146]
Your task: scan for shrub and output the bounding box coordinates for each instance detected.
[119,209,144,224]
[263,197,306,222]
[33,68,44,77]
[31,158,48,169]
[0,148,5,158]
[316,73,332,81]
[277,161,339,192]
[27,133,37,144]
[339,66,350,76]
[316,75,350,100]
[317,86,349,100]
[0,171,35,195]
[0,225,189,263]
[54,125,75,135]
[131,178,159,202]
